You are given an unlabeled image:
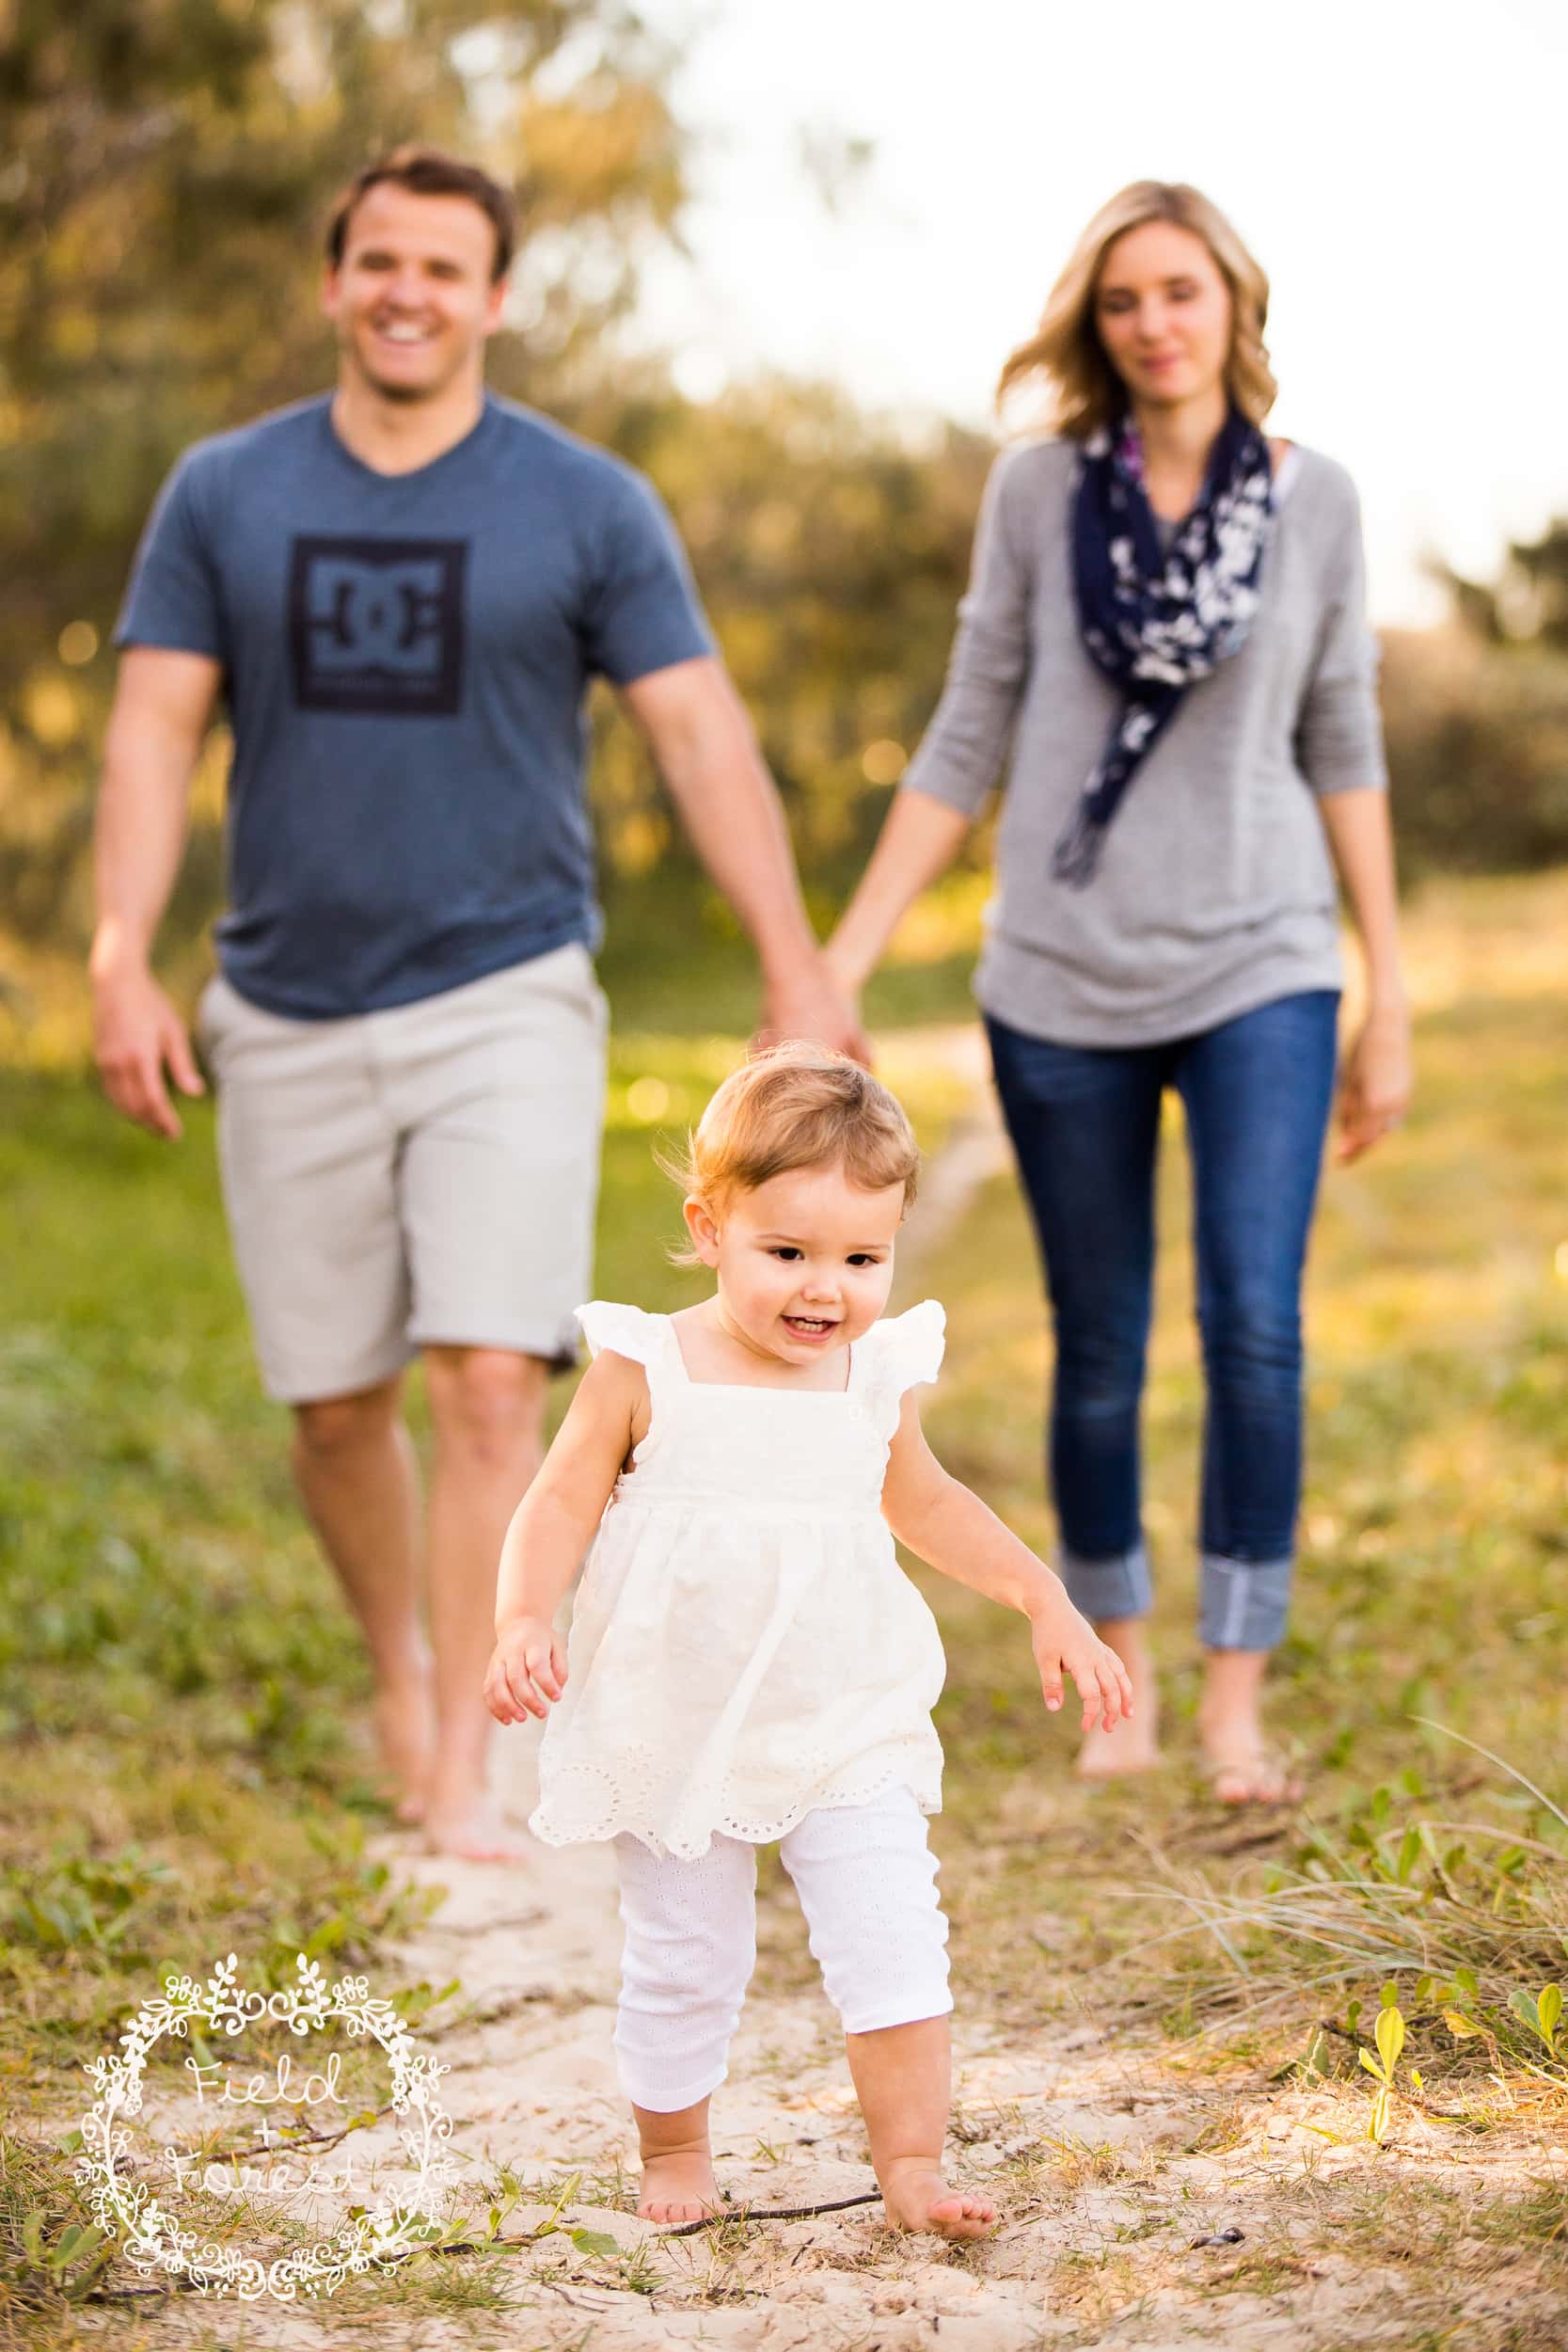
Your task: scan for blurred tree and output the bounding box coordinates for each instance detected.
[1381,516,1568,876]
[578,373,994,898]
[1382,628,1568,878]
[1434,519,1568,655]
[0,0,685,946]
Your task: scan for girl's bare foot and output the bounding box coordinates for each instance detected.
[879,2158,995,2239]
[1076,1617,1159,1779]
[637,2148,718,2226]
[421,1789,531,1864]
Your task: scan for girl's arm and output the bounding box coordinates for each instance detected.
[1316,786,1412,1162]
[483,1351,645,1724]
[881,1394,1133,1732]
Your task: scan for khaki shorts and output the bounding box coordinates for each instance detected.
[196,946,608,1404]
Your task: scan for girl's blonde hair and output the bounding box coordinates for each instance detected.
[666,1044,920,1247]
[997,181,1277,438]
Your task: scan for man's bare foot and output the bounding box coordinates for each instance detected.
[1076,1620,1159,1780]
[879,2159,995,2239]
[372,1673,436,1823]
[421,1789,531,1864]
[637,2148,718,2226]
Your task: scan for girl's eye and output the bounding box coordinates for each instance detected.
[770,1248,802,1262]
[847,1254,881,1267]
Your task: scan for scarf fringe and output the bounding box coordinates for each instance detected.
[1050,803,1107,890]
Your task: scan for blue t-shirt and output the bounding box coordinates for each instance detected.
[115,393,713,1017]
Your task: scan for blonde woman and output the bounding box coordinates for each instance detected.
[828,183,1411,1803]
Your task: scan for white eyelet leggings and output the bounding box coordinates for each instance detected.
[612,1787,953,2113]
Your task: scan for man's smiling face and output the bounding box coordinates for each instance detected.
[322,182,506,405]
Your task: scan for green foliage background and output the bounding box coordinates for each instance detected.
[1,0,1567,1033]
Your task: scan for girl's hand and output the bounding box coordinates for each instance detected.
[1336,1002,1412,1163]
[484,1616,566,1724]
[1030,1605,1134,1733]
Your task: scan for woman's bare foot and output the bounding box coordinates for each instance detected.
[1198,1647,1302,1805]
[372,1671,436,1823]
[421,1789,531,1864]
[1200,1747,1304,1805]
[879,2158,995,2239]
[1076,1617,1159,1779]
[637,2148,718,2226]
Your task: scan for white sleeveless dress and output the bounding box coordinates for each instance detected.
[529,1298,949,1861]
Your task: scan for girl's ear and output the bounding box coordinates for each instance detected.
[682,1194,721,1266]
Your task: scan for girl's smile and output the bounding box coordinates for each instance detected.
[782,1312,839,1342]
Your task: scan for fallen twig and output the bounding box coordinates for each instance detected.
[657,2188,883,2237]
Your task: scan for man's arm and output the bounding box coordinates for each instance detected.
[90,645,224,1137]
[617,656,867,1060]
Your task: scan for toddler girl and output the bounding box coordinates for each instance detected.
[483,1045,1132,2238]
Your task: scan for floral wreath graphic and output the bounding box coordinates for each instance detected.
[76,1953,456,2300]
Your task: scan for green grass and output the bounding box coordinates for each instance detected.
[911,881,1568,2082]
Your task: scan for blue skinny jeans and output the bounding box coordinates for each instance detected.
[986,991,1339,1653]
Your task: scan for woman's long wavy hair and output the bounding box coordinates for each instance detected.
[997,182,1277,439]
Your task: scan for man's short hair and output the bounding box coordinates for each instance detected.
[325,147,518,282]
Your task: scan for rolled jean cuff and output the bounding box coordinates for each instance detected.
[1057,1540,1152,1624]
[1200,1552,1293,1652]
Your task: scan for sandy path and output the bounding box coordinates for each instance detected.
[327,1750,1563,2352]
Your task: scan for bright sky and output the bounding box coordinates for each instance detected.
[629,0,1568,625]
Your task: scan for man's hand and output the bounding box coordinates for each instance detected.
[1336,1003,1413,1163]
[90,644,222,1136]
[484,1614,567,1724]
[756,958,870,1065]
[91,956,206,1139]
[1030,1601,1135,1734]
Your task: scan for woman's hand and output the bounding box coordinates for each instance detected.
[1030,1601,1135,1733]
[819,937,865,1020]
[1336,1001,1413,1162]
[756,954,869,1064]
[484,1616,566,1724]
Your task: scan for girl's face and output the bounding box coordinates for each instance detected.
[1094,219,1232,413]
[684,1159,904,1369]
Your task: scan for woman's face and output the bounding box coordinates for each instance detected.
[1094,220,1233,411]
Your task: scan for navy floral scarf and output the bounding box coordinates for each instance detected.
[1053,405,1275,887]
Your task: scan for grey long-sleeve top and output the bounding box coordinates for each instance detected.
[900,437,1387,1045]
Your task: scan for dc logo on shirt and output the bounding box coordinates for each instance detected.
[289,537,467,715]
